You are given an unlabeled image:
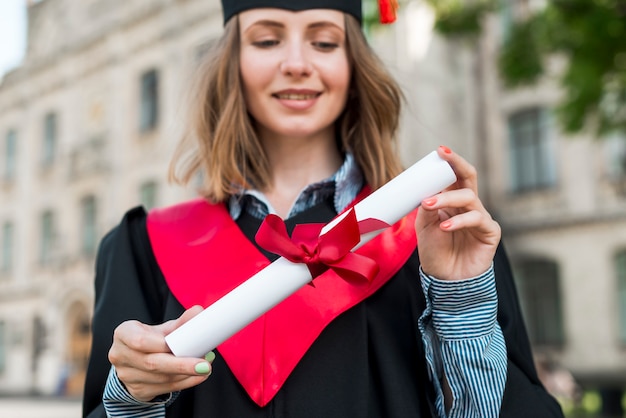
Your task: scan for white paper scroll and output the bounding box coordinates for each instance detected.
[166,150,457,358]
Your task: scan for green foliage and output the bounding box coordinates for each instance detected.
[425,0,499,38]
[430,0,626,136]
[498,16,544,87]
[362,0,381,34]
[361,0,626,135]
[504,0,626,135]
[363,0,499,38]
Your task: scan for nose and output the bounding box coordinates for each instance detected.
[279,41,312,77]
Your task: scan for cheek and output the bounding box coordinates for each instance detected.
[239,51,269,96]
[323,57,351,96]
[239,57,255,95]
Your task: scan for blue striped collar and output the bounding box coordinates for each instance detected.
[228,153,364,220]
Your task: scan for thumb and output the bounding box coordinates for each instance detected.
[158,305,204,336]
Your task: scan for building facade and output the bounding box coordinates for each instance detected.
[0,0,221,395]
[0,0,624,413]
[479,3,626,414]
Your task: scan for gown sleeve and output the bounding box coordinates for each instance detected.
[493,243,565,417]
[82,207,169,418]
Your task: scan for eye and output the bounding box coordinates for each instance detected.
[252,39,280,48]
[313,42,339,51]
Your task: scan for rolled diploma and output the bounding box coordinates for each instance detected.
[166,150,457,358]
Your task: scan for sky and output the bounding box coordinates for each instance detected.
[0,0,27,80]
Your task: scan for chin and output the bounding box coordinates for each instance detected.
[273,122,336,139]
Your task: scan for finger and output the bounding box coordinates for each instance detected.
[150,351,214,377]
[439,210,501,239]
[119,349,214,377]
[422,189,485,213]
[205,351,216,363]
[113,321,171,354]
[124,374,211,403]
[157,305,204,336]
[116,364,204,387]
[415,195,446,232]
[114,352,214,401]
[437,146,478,192]
[113,349,213,399]
[116,306,205,355]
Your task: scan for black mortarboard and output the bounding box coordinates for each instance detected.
[221,0,363,24]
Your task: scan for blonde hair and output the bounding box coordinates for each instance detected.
[169,14,404,202]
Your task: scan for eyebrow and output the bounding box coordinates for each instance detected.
[243,20,344,33]
[308,21,344,31]
[244,20,284,32]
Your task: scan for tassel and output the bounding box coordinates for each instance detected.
[378,0,399,24]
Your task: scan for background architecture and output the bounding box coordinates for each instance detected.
[0,0,624,415]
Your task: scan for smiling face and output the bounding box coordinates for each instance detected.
[238,8,351,144]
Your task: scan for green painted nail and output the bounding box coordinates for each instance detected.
[205,351,216,363]
[194,362,211,375]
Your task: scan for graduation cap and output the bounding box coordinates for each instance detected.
[221,0,398,25]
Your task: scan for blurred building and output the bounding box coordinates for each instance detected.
[479,2,626,415]
[0,0,218,396]
[0,0,624,414]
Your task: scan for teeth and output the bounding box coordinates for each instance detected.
[276,93,317,100]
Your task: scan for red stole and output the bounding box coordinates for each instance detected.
[146,194,417,407]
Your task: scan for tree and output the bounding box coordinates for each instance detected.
[396,0,626,137]
[498,0,626,136]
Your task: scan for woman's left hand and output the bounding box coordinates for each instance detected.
[415,146,501,281]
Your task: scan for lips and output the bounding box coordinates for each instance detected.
[271,89,322,111]
[274,93,320,100]
[272,90,321,100]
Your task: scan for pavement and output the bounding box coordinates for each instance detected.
[0,397,81,418]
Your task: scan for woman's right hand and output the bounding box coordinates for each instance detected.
[108,305,213,402]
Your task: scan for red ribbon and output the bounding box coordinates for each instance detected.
[255,209,390,283]
[379,0,399,24]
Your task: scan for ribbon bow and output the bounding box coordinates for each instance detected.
[255,209,390,283]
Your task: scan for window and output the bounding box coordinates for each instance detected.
[616,250,626,344]
[140,69,159,132]
[508,108,556,192]
[32,316,46,374]
[40,210,56,265]
[3,130,17,181]
[0,321,6,374]
[1,222,14,273]
[81,196,97,256]
[500,0,537,37]
[514,258,565,346]
[605,134,626,180]
[500,0,514,40]
[140,180,158,210]
[43,112,57,165]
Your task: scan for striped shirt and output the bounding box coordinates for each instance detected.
[103,154,507,417]
[227,153,364,220]
[419,266,507,417]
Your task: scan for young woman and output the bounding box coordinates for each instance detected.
[83,1,564,417]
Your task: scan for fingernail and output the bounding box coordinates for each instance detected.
[441,220,453,229]
[440,145,452,154]
[205,351,216,363]
[195,362,211,375]
[423,197,437,206]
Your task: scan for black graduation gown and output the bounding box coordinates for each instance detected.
[83,199,564,418]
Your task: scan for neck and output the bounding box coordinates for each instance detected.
[258,127,343,218]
